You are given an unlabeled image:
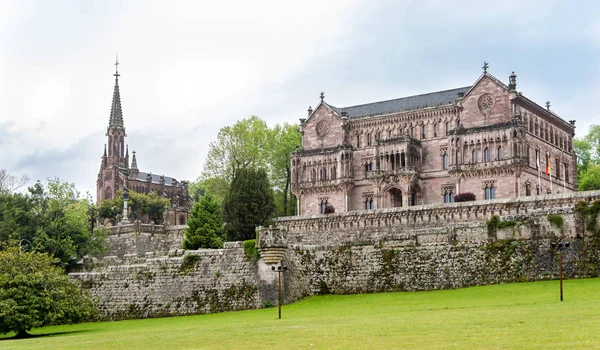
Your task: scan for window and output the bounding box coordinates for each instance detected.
[331,166,337,180]
[443,152,449,170]
[565,164,569,182]
[320,167,327,180]
[376,131,381,140]
[525,182,531,196]
[311,169,316,182]
[484,183,496,200]
[367,133,372,146]
[421,125,426,139]
[320,198,329,214]
[445,121,450,136]
[443,188,454,203]
[388,130,392,139]
[356,135,360,148]
[472,149,479,163]
[483,148,490,162]
[364,197,374,210]
[410,127,414,138]
[434,123,438,137]
[555,159,560,178]
[497,146,503,161]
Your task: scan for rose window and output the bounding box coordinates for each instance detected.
[478,94,495,113]
[316,121,330,137]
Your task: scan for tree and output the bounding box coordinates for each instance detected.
[188,177,230,204]
[97,190,170,224]
[0,179,107,266]
[0,169,29,194]
[202,116,269,183]
[266,123,301,216]
[579,164,600,191]
[222,168,275,241]
[0,247,97,338]
[182,193,223,249]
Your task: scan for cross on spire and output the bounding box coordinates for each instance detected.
[545,101,551,110]
[482,61,489,73]
[320,91,325,102]
[114,54,120,79]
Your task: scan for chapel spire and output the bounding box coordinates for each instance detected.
[131,151,138,169]
[108,55,124,128]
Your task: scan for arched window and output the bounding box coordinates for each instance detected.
[364,163,369,177]
[311,169,316,182]
[525,183,531,196]
[320,198,328,214]
[421,125,426,139]
[179,215,186,225]
[483,148,489,162]
[410,127,415,138]
[497,146,503,161]
[367,133,372,146]
[388,130,392,139]
[485,185,490,200]
[364,197,374,210]
[390,188,402,208]
[104,186,113,200]
[433,123,438,137]
[565,165,569,182]
[445,121,450,135]
[485,184,496,200]
[331,166,337,180]
[472,149,479,163]
[401,153,406,167]
[356,135,361,148]
[443,152,449,170]
[321,167,327,180]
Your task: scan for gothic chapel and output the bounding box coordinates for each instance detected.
[291,64,578,215]
[96,60,191,224]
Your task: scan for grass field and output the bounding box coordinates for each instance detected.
[1,278,599,349]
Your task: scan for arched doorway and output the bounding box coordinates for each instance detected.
[389,188,402,208]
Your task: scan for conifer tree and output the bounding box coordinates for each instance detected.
[222,168,275,241]
[182,193,223,249]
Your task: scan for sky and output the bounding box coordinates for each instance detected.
[1,0,600,199]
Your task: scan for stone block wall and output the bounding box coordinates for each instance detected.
[101,221,185,258]
[70,242,262,320]
[72,191,600,320]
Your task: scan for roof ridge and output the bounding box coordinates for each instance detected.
[341,86,471,110]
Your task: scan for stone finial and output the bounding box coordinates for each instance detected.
[509,71,517,91]
[482,61,489,73]
[307,106,313,116]
[320,91,325,102]
[545,101,551,110]
[569,120,576,126]
[299,118,306,125]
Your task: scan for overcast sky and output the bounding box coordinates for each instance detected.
[1,0,599,198]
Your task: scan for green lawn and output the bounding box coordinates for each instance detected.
[2,279,599,349]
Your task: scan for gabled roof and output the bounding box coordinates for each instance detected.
[339,87,471,119]
[138,171,179,186]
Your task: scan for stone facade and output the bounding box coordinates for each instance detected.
[72,191,600,319]
[291,69,577,216]
[101,221,187,258]
[96,61,191,224]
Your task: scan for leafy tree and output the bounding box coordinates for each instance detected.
[188,177,230,204]
[574,137,592,178]
[202,116,269,183]
[97,190,170,224]
[0,169,29,194]
[0,247,97,338]
[266,123,301,216]
[0,179,107,266]
[579,164,600,191]
[182,193,223,249]
[222,168,275,241]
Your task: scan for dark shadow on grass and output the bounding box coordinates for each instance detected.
[0,329,93,341]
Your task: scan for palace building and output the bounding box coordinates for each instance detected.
[96,61,191,224]
[291,65,578,216]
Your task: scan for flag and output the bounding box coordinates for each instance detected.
[546,152,551,175]
[536,152,540,171]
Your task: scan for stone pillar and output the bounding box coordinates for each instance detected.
[345,192,348,212]
[121,189,130,224]
[297,196,301,216]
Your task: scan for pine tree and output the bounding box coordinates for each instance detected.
[182,193,223,249]
[222,168,275,241]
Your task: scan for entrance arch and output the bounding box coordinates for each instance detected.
[388,187,403,208]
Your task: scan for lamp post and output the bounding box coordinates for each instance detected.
[551,241,570,301]
[271,264,287,319]
[122,187,130,224]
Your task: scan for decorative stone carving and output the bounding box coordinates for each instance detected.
[316,121,330,137]
[478,94,495,114]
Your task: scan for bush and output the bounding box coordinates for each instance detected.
[324,204,335,214]
[243,239,260,261]
[454,192,476,202]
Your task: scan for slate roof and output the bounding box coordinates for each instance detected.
[339,86,471,119]
[138,171,178,186]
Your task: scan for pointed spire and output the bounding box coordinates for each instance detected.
[109,55,124,128]
[131,151,138,169]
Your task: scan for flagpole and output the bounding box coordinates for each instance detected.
[547,152,553,194]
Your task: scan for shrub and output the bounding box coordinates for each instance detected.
[243,239,260,261]
[324,204,335,214]
[180,254,201,275]
[454,192,476,202]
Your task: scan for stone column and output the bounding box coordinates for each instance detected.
[121,189,130,224]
